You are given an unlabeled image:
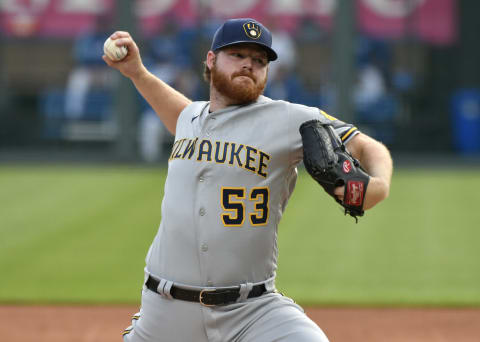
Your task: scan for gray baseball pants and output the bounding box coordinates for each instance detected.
[123,288,329,342]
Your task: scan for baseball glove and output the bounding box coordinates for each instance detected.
[299,120,370,222]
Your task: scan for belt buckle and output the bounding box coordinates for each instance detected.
[199,288,216,307]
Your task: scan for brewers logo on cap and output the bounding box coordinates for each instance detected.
[210,18,278,61]
[243,22,262,39]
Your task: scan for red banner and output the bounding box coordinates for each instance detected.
[357,0,456,45]
[135,0,197,36]
[0,0,457,45]
[0,0,195,37]
[0,0,114,37]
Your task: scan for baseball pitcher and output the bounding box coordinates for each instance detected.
[103,18,393,342]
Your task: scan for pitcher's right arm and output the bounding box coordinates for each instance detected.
[103,31,192,135]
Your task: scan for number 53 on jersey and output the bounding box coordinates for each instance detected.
[221,187,269,227]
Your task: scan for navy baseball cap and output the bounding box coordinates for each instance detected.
[211,18,278,61]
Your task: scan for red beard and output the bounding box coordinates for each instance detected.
[211,65,267,105]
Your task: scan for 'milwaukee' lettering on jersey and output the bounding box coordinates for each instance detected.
[169,137,271,178]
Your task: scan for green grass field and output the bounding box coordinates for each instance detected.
[1,165,479,306]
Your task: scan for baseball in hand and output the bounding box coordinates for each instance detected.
[103,37,128,61]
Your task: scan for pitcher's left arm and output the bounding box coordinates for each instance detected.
[342,133,393,210]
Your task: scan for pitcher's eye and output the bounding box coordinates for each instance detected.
[254,57,267,66]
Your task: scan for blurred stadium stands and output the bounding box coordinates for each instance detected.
[0,0,479,163]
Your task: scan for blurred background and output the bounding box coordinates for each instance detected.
[2,0,480,316]
[1,0,479,164]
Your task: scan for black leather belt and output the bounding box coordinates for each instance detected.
[145,275,266,306]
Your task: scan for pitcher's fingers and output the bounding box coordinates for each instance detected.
[113,37,132,47]
[334,186,344,202]
[114,38,139,55]
[110,31,131,40]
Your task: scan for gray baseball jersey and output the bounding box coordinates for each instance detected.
[124,95,359,342]
[145,95,358,287]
